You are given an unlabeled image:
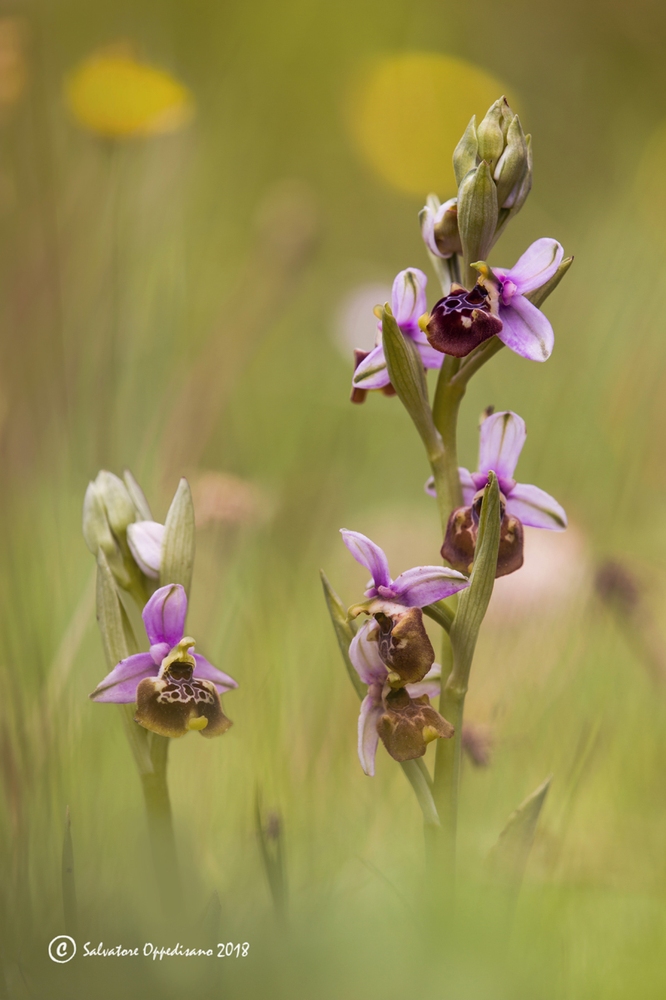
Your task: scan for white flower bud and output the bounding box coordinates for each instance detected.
[127,520,164,579]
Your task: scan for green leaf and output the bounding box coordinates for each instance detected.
[487,775,552,886]
[381,306,443,463]
[160,478,196,596]
[96,548,129,666]
[449,472,501,690]
[320,570,364,699]
[96,549,152,773]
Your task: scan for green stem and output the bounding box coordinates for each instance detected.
[140,735,183,911]
[432,357,464,516]
[451,338,505,389]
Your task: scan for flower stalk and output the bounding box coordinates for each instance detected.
[95,549,182,908]
[433,474,501,866]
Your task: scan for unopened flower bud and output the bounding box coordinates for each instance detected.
[82,480,117,557]
[420,197,462,258]
[82,479,131,587]
[476,100,505,170]
[93,470,136,536]
[127,520,164,579]
[457,161,498,268]
[494,115,529,209]
[453,116,478,186]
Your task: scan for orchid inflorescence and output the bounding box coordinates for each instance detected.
[324,96,571,865]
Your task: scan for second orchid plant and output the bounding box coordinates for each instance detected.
[323,96,571,874]
[82,471,237,907]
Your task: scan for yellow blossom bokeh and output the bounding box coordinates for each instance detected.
[65,44,194,138]
[346,52,514,196]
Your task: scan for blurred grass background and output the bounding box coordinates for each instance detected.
[2,0,666,996]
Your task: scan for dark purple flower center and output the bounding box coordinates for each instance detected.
[166,660,194,681]
[425,283,503,358]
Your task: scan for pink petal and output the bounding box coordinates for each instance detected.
[340,530,391,590]
[351,342,390,390]
[425,469,475,503]
[193,653,238,694]
[506,482,567,530]
[349,621,387,686]
[406,662,442,700]
[142,584,187,648]
[89,652,156,703]
[127,520,164,579]
[459,467,476,505]
[478,411,526,482]
[358,688,384,776]
[391,268,427,330]
[498,296,554,362]
[390,566,469,606]
[416,342,446,370]
[502,238,563,296]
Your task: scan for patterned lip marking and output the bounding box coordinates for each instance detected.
[425,283,503,358]
[157,678,215,705]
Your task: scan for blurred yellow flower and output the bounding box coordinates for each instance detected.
[346,52,514,196]
[65,45,194,138]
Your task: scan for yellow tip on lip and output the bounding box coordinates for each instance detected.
[187,716,208,731]
[417,313,430,333]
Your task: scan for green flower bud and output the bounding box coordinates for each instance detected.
[94,471,136,537]
[497,96,516,139]
[82,480,117,557]
[476,100,505,171]
[509,132,532,215]
[494,115,529,209]
[82,480,131,588]
[453,116,478,186]
[457,161,498,268]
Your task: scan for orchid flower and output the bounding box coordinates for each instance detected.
[341,528,468,684]
[351,620,452,776]
[351,268,444,400]
[90,583,237,738]
[427,410,567,576]
[422,238,564,362]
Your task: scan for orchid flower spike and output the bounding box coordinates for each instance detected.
[427,410,567,576]
[351,268,444,401]
[90,584,237,738]
[351,620,452,776]
[422,238,564,361]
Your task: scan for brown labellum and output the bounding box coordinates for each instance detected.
[425,284,502,358]
[377,688,454,762]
